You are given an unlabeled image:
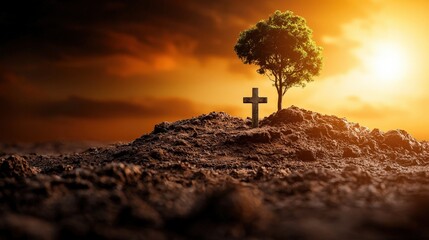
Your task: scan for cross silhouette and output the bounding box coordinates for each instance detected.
[243,88,267,128]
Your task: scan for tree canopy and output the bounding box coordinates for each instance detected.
[234,10,323,111]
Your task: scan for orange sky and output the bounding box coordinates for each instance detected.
[1,0,429,142]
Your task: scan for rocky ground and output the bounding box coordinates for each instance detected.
[1,106,429,239]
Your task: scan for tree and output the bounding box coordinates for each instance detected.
[234,10,323,111]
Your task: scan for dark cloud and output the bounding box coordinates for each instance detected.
[0,94,239,142]
[0,0,376,90]
[0,76,202,120]
[0,0,373,61]
[0,70,46,101]
[35,96,199,119]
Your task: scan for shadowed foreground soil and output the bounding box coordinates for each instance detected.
[2,106,429,239]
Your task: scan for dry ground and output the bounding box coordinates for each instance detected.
[1,106,429,239]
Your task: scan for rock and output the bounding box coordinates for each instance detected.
[327,117,349,131]
[306,126,330,138]
[288,134,299,142]
[384,129,420,151]
[0,155,35,178]
[268,129,282,140]
[296,149,317,161]
[97,163,142,185]
[201,111,225,121]
[365,140,378,151]
[153,121,171,134]
[262,106,304,126]
[150,148,166,160]
[342,146,361,158]
[370,128,384,140]
[277,107,305,123]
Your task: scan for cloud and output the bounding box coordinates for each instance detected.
[35,96,201,119]
[0,0,377,82]
[0,70,46,101]
[0,0,373,62]
[338,96,403,119]
[0,94,241,142]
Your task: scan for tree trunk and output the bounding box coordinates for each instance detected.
[277,92,282,112]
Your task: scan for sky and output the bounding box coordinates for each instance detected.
[1,0,429,142]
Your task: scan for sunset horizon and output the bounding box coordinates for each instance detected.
[3,2,429,238]
[2,0,429,142]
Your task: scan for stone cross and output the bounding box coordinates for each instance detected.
[243,88,267,128]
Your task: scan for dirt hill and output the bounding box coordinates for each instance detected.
[1,106,429,239]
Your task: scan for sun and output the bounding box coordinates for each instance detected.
[368,43,408,81]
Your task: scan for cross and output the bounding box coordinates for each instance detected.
[243,88,267,128]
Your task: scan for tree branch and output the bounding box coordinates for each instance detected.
[265,73,275,82]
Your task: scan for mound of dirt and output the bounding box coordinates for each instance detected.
[2,106,429,239]
[0,155,35,178]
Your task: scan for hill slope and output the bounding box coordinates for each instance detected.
[1,106,429,239]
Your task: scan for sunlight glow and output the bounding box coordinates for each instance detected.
[369,43,408,81]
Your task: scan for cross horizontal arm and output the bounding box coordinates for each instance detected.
[243,97,252,103]
[243,97,267,104]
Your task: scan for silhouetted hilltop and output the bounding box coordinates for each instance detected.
[128,105,426,165]
[1,106,429,239]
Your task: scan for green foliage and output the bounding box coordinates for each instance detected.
[234,10,323,111]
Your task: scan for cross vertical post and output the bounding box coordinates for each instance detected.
[243,88,267,128]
